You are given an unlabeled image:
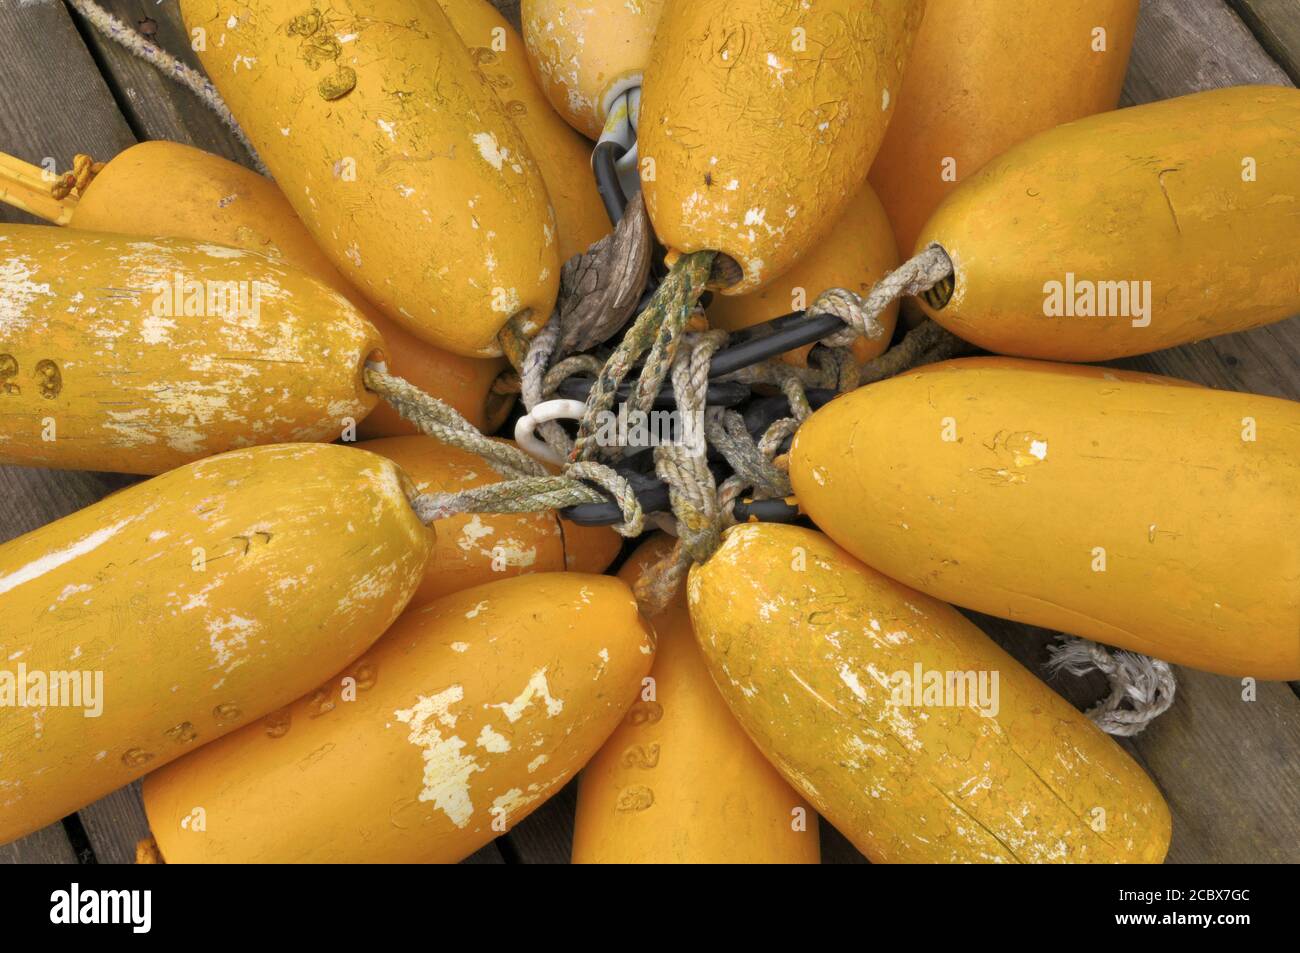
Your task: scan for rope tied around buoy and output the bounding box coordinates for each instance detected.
[49,153,104,201]
[370,242,967,608]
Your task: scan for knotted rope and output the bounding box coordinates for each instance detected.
[1047,638,1177,737]
[49,153,104,200]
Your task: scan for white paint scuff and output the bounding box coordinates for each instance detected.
[394,686,481,828]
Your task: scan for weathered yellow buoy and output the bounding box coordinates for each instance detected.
[442,0,610,262]
[0,443,432,845]
[639,0,924,294]
[789,357,1300,679]
[688,522,1172,863]
[142,573,655,863]
[914,86,1300,360]
[870,0,1138,258]
[521,0,666,140]
[572,536,820,863]
[0,140,511,439]
[179,0,560,357]
[0,225,380,474]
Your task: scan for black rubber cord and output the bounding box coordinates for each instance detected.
[592,139,628,226]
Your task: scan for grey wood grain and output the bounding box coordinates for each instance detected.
[75,783,152,866]
[0,822,79,864]
[0,0,136,227]
[1122,0,1293,105]
[462,843,507,864]
[1227,0,1300,84]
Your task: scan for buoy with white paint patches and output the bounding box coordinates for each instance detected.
[444,0,610,262]
[0,442,433,845]
[0,140,513,440]
[0,225,384,475]
[687,522,1172,863]
[573,535,820,863]
[142,573,655,863]
[787,357,1300,680]
[638,0,924,295]
[179,0,560,358]
[521,0,665,142]
[361,435,622,606]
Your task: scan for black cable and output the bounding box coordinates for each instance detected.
[591,139,628,226]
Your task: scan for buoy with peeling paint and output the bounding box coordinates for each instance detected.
[0,443,432,845]
[142,573,655,863]
[0,140,512,440]
[573,535,820,863]
[521,0,666,142]
[688,522,1172,862]
[639,0,924,295]
[446,0,610,262]
[0,224,382,475]
[179,0,560,358]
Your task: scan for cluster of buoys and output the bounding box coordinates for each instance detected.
[1,0,1296,863]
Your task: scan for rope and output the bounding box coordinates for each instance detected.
[816,243,953,348]
[66,0,269,176]
[1046,637,1177,737]
[49,153,104,200]
[571,250,715,460]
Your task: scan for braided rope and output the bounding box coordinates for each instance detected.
[1046,638,1177,737]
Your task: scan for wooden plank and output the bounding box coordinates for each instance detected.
[1227,0,1300,84]
[1121,0,1293,105]
[462,843,507,865]
[0,0,136,228]
[0,821,79,864]
[0,0,146,866]
[67,0,254,168]
[75,783,152,866]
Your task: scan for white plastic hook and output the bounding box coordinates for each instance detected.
[514,398,586,467]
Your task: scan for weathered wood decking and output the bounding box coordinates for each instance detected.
[0,0,1297,864]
